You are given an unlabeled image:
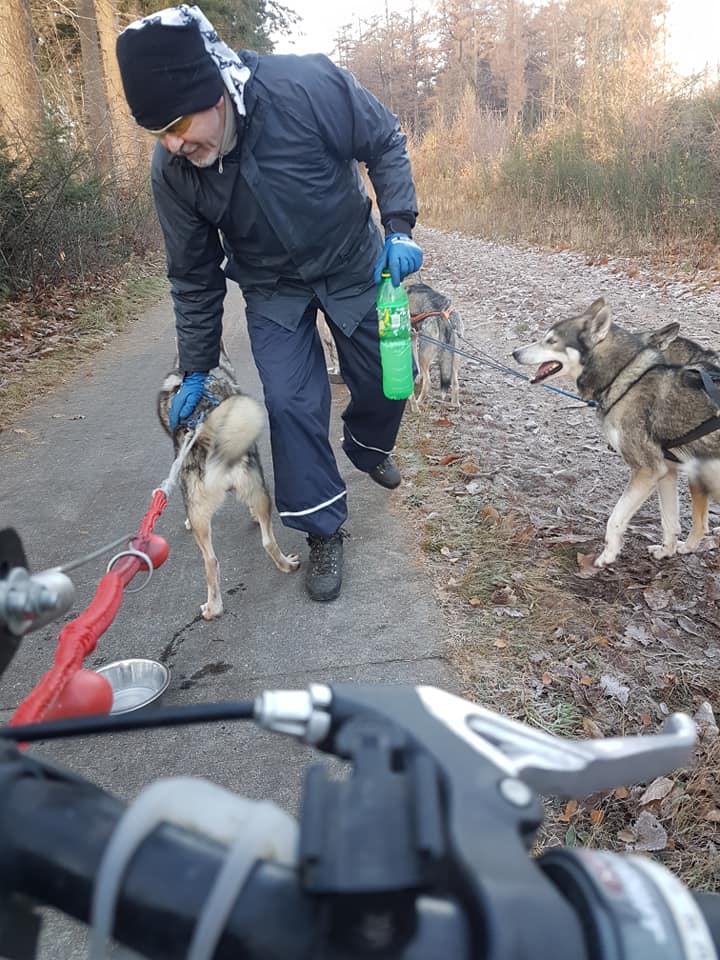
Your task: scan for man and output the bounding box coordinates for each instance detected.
[116,5,422,601]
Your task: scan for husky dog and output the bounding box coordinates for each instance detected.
[404,281,464,411]
[513,297,720,567]
[158,348,300,619]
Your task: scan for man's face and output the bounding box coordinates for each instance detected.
[159,95,225,168]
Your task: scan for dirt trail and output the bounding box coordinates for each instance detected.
[398,225,720,888]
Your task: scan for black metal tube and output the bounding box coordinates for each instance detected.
[0,777,316,960]
[0,775,472,960]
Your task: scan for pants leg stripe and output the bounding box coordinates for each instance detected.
[279,489,347,519]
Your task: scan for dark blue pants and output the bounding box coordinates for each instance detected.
[246,299,406,537]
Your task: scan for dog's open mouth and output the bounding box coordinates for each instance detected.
[531,361,563,384]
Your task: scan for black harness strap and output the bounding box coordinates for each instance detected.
[599,363,670,417]
[663,368,720,462]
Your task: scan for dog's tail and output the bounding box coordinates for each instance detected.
[202,395,265,463]
[439,309,462,394]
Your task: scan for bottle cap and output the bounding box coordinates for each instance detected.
[380,270,391,279]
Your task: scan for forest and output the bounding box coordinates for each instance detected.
[0,0,717,301]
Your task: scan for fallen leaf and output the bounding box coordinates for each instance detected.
[438,454,462,466]
[559,800,579,822]
[494,638,508,649]
[480,506,500,523]
[580,676,593,686]
[640,712,652,726]
[614,786,629,800]
[593,635,610,647]
[639,777,674,806]
[676,615,702,637]
[634,811,668,852]
[459,461,482,476]
[643,587,672,611]
[590,809,605,825]
[542,672,554,685]
[704,809,720,823]
[694,702,719,740]
[583,717,604,738]
[468,597,482,607]
[434,417,451,426]
[624,622,652,646]
[599,675,630,705]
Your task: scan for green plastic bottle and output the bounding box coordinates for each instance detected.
[376,271,414,400]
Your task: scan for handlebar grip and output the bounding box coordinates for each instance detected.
[0,775,316,959]
[0,766,471,959]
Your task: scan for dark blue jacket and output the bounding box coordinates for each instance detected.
[150,50,418,372]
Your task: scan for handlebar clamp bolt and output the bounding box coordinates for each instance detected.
[499,777,534,808]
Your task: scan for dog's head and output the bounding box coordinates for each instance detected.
[512,297,612,385]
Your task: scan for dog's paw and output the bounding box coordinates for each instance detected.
[201,601,223,620]
[282,553,301,573]
[593,550,617,568]
[676,539,700,555]
[648,543,677,560]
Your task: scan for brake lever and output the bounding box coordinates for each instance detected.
[255,685,697,799]
[417,687,697,798]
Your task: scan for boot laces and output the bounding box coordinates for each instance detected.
[307,531,346,575]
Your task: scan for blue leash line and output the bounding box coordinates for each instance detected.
[414,331,597,408]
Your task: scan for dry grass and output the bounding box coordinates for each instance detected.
[0,267,166,425]
[396,403,720,891]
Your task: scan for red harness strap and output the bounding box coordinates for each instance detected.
[9,490,170,728]
[410,307,453,327]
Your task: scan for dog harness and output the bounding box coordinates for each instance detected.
[410,306,454,327]
[596,358,720,462]
[662,368,720,463]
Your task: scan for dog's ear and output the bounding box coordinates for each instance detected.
[646,322,680,351]
[585,297,606,317]
[586,305,612,344]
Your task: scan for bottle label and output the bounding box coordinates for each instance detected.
[378,304,410,337]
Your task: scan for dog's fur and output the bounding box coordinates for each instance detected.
[513,297,720,567]
[404,281,464,410]
[158,348,299,619]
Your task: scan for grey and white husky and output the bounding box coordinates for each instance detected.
[158,347,299,620]
[513,297,720,567]
[404,281,464,410]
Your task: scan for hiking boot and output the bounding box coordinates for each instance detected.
[305,530,345,601]
[369,456,401,490]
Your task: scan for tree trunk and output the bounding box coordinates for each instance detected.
[76,0,114,178]
[0,0,43,160]
[94,0,146,181]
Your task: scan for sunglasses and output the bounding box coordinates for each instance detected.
[148,114,194,137]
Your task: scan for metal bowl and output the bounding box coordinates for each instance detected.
[95,658,170,715]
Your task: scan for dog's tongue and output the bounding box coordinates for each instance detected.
[532,361,561,384]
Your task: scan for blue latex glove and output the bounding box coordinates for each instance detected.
[169,372,208,430]
[373,233,423,287]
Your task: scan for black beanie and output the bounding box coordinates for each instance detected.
[116,20,224,130]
